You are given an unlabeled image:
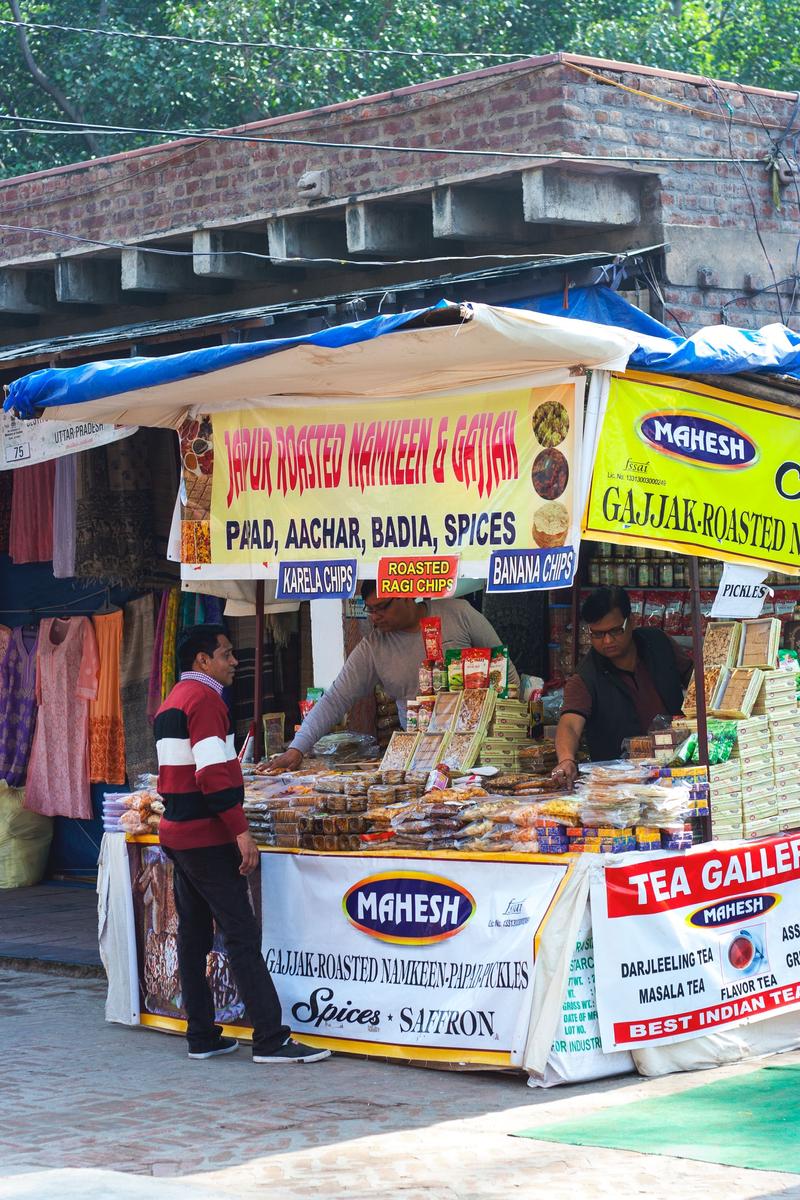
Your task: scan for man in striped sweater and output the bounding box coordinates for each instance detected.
[155,623,330,1065]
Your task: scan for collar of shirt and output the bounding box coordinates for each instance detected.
[180,670,225,697]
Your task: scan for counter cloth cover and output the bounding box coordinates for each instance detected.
[89,609,126,786]
[25,616,99,819]
[120,596,157,782]
[97,832,140,1025]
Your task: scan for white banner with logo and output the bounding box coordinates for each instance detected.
[0,410,136,468]
[590,833,800,1052]
[261,851,570,1064]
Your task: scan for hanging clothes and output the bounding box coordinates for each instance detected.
[52,454,78,579]
[0,624,10,662]
[75,432,155,587]
[25,616,99,819]
[147,589,170,721]
[160,587,181,699]
[120,596,157,782]
[0,626,39,787]
[0,470,12,554]
[9,460,56,563]
[89,609,126,785]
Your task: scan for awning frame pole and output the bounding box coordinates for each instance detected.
[688,556,712,841]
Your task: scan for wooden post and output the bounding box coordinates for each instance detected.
[253,579,265,762]
[688,556,712,841]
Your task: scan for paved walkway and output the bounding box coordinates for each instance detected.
[0,883,101,971]
[1,966,799,1200]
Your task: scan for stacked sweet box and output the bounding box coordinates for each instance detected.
[769,707,800,832]
[708,761,744,840]
[733,716,778,838]
[480,698,530,771]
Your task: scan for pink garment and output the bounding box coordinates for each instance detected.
[25,616,100,819]
[9,461,56,563]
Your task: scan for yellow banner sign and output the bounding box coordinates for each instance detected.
[195,382,580,582]
[583,372,800,574]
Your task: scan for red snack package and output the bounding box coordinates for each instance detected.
[773,589,798,627]
[663,591,685,636]
[643,595,665,629]
[628,590,645,624]
[420,616,443,662]
[461,647,491,689]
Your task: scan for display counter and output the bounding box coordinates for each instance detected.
[97,830,800,1087]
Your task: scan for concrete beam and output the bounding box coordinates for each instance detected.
[267,216,347,265]
[432,185,528,242]
[664,223,798,290]
[55,258,120,305]
[0,269,53,313]
[522,168,641,228]
[346,203,431,255]
[121,247,195,293]
[192,229,271,280]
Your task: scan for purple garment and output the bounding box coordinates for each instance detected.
[0,626,39,786]
[52,454,77,579]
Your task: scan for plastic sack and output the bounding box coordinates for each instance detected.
[0,781,53,889]
[311,732,380,762]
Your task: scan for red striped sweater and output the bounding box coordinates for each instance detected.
[154,678,247,850]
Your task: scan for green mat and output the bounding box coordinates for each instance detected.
[515,1064,800,1174]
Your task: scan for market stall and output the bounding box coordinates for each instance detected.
[8,298,800,1086]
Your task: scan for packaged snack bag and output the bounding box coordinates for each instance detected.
[488,646,509,696]
[445,647,464,690]
[462,647,491,689]
[420,616,443,662]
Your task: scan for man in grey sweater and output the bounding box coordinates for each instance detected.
[264,582,519,772]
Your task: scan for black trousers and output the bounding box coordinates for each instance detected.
[163,843,289,1055]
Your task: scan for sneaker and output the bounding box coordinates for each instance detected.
[253,1038,332,1064]
[188,1036,239,1060]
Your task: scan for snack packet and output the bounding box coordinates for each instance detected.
[488,645,509,697]
[445,647,464,690]
[420,616,443,662]
[462,647,491,689]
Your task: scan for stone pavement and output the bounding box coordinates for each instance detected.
[0,883,101,970]
[1,967,800,1200]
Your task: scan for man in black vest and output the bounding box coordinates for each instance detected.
[553,586,691,785]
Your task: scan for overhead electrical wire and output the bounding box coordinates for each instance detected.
[0,16,526,60]
[0,112,766,165]
[0,219,656,270]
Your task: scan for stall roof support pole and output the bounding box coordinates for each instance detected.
[253,579,265,763]
[688,556,712,842]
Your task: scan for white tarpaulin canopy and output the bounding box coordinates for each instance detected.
[5,302,636,428]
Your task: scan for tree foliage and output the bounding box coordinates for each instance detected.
[0,0,798,177]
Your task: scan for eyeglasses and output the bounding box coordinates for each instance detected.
[365,598,394,616]
[588,618,628,642]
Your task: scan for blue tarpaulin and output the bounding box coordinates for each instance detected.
[515,286,800,379]
[5,290,800,423]
[4,306,433,420]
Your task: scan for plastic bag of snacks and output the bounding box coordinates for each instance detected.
[462,648,491,689]
[488,646,509,696]
[445,648,464,690]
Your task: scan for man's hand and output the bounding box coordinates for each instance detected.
[552,758,578,788]
[236,830,260,875]
[257,748,303,775]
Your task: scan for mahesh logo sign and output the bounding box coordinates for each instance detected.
[343,871,476,945]
[638,411,758,470]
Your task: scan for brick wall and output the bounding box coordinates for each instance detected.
[0,53,796,332]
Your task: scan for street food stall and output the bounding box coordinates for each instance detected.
[7,299,800,1086]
